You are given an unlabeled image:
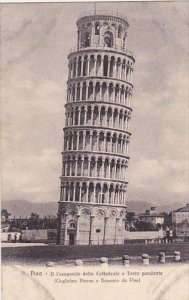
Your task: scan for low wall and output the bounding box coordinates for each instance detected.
[22,230,48,241]
[125,230,164,240]
[1,232,21,242]
[1,229,57,242]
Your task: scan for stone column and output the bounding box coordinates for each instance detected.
[111,136,113,153]
[89,215,95,245]
[83,132,86,149]
[122,115,124,130]
[87,58,90,76]
[129,68,132,82]
[107,59,110,77]
[73,110,76,126]
[68,62,71,79]
[81,158,84,176]
[94,58,97,76]
[116,138,119,154]
[74,85,77,101]
[78,84,81,101]
[75,158,78,176]
[70,61,73,78]
[103,135,106,152]
[66,136,68,151]
[100,57,104,76]
[121,190,124,204]
[126,141,129,153]
[96,133,99,151]
[71,135,74,150]
[75,57,78,77]
[126,66,129,81]
[112,85,115,102]
[108,162,111,178]
[76,132,79,150]
[79,183,82,202]
[75,214,80,245]
[125,166,128,181]
[125,116,127,131]
[90,133,93,150]
[106,186,110,204]
[125,65,127,80]
[113,60,117,78]
[64,213,69,245]
[100,83,103,100]
[128,118,130,131]
[76,109,80,125]
[122,218,126,244]
[65,112,68,126]
[101,158,105,178]
[91,108,94,125]
[93,183,96,202]
[111,113,114,128]
[119,62,122,79]
[73,182,76,201]
[117,187,120,204]
[92,83,95,100]
[81,58,84,76]
[115,217,120,244]
[68,183,71,201]
[84,109,87,124]
[86,183,89,202]
[86,83,89,101]
[114,190,117,204]
[103,217,109,245]
[118,87,121,104]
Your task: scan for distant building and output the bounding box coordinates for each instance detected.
[138,207,164,227]
[172,203,189,237]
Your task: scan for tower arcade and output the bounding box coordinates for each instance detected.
[57,11,135,245]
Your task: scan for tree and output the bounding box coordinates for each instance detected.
[134,220,156,231]
[1,209,11,221]
[29,212,40,229]
[161,212,172,229]
[126,212,135,222]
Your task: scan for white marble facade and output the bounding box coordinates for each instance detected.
[57,11,135,245]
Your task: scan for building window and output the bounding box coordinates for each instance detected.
[95,23,100,35]
[84,32,90,47]
[118,25,122,38]
[104,31,113,48]
[68,222,76,229]
[123,37,126,49]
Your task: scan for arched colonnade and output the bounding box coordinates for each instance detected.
[68,53,134,82]
[65,104,131,131]
[60,180,127,206]
[63,129,130,154]
[62,154,128,181]
[67,80,132,107]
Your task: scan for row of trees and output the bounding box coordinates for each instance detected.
[1,210,57,231]
[2,209,172,232]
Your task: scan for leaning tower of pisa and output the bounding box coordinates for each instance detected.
[57,11,135,245]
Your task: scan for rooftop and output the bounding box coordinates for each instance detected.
[77,10,129,24]
[139,214,164,218]
[174,203,189,212]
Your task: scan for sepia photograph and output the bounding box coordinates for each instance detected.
[1,1,189,299]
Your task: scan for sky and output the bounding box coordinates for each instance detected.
[1,2,189,208]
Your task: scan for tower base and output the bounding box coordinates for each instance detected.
[57,202,126,245]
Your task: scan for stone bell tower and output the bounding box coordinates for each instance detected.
[57,11,135,245]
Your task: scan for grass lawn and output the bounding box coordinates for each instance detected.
[2,242,189,266]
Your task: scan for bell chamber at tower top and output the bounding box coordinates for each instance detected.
[75,11,132,55]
